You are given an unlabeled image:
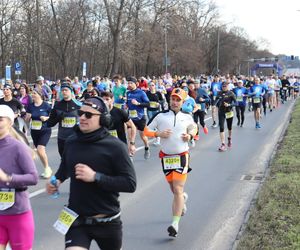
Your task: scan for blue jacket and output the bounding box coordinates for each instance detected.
[126,89,149,120]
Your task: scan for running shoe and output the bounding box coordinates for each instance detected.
[211,121,217,128]
[257,123,261,129]
[218,143,227,152]
[237,121,240,126]
[144,149,150,159]
[168,223,178,237]
[203,126,208,134]
[41,167,52,179]
[194,135,199,141]
[227,138,232,148]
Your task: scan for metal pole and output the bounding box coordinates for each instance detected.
[216,28,220,74]
[164,17,168,74]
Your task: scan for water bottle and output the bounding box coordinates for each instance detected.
[50,176,59,199]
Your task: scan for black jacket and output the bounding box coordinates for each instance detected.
[47,99,81,140]
[55,126,136,216]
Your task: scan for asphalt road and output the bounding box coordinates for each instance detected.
[20,100,295,250]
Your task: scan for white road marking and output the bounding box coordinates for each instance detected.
[28,116,212,199]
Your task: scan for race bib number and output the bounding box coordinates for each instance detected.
[62,117,76,128]
[236,96,243,102]
[197,104,202,110]
[129,110,138,118]
[149,101,159,108]
[109,129,118,138]
[0,189,15,211]
[225,111,234,119]
[213,96,216,101]
[163,155,181,170]
[31,120,42,130]
[283,87,287,90]
[53,207,78,235]
[253,97,261,103]
[114,103,122,109]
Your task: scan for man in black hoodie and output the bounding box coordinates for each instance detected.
[47,96,136,250]
[47,84,81,157]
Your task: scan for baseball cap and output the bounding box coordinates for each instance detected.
[60,84,73,92]
[126,76,137,83]
[83,97,106,113]
[171,88,187,100]
[36,76,44,82]
[0,105,15,123]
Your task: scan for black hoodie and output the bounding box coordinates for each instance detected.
[55,126,136,216]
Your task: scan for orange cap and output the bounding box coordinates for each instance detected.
[171,88,187,100]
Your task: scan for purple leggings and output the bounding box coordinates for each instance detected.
[0,210,34,250]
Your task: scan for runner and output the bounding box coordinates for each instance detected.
[143,88,197,237]
[194,81,210,136]
[46,96,136,250]
[233,80,248,127]
[126,76,151,159]
[209,75,222,128]
[111,74,127,110]
[25,88,52,178]
[47,84,81,157]
[101,91,137,158]
[248,78,265,129]
[215,82,236,151]
[0,105,38,250]
[0,83,26,130]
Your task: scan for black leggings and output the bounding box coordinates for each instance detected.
[193,110,206,128]
[235,106,245,124]
[218,112,233,133]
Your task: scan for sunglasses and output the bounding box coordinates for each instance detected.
[77,110,100,119]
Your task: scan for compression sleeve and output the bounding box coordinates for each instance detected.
[143,126,157,137]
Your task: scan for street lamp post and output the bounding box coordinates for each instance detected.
[216,28,220,74]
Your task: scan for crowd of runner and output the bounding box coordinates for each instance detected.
[0,72,299,249]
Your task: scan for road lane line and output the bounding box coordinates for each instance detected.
[28,116,212,198]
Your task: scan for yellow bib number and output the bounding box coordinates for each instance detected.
[114,103,122,109]
[253,97,261,103]
[225,111,234,119]
[149,101,159,108]
[53,207,78,235]
[62,117,76,128]
[129,110,138,118]
[236,96,243,102]
[163,155,181,170]
[109,130,118,138]
[31,120,42,130]
[0,189,15,210]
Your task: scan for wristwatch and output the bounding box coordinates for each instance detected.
[94,172,102,183]
[129,141,135,145]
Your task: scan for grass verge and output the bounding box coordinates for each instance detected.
[237,99,300,250]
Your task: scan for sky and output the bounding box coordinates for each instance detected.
[214,0,300,57]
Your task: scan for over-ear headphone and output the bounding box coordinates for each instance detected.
[84,96,111,127]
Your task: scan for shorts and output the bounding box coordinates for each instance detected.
[252,102,261,110]
[66,217,122,250]
[31,128,51,147]
[210,95,217,106]
[165,171,187,182]
[132,117,146,131]
[0,210,34,250]
[159,151,190,182]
